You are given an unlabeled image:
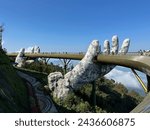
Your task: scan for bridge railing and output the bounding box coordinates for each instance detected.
[7,51,150,57]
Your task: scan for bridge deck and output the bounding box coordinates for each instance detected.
[7,53,150,76]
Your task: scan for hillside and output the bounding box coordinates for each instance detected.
[0,49,144,113]
[53,77,143,113]
[0,49,29,112]
[23,62,143,113]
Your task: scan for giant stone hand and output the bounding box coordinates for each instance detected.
[47,35,130,99]
[15,48,26,67]
[15,47,36,67]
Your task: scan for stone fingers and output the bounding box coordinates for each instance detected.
[103,35,119,55]
[103,40,110,54]
[47,35,131,99]
[111,35,119,54]
[119,39,130,54]
[83,40,100,62]
[103,35,130,55]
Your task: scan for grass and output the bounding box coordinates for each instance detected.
[0,50,29,112]
[14,67,48,85]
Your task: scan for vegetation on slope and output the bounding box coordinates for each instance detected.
[1,48,143,113]
[21,62,64,85]
[23,62,143,113]
[0,49,29,112]
[23,62,63,74]
[53,77,143,113]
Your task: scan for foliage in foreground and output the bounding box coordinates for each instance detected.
[53,77,143,113]
[23,62,144,113]
[23,62,63,74]
[0,50,29,112]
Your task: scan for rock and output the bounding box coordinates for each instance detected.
[48,72,63,90]
[47,36,130,99]
[47,72,71,98]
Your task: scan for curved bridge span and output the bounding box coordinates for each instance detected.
[7,53,150,76]
[7,53,150,112]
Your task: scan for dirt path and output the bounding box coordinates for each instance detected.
[17,71,57,113]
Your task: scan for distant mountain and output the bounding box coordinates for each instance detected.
[105,66,146,96]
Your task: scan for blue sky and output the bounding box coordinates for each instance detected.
[0,0,150,52]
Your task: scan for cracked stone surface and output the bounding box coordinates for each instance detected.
[103,40,110,54]
[47,35,130,99]
[15,46,41,67]
[15,48,26,67]
[34,46,40,54]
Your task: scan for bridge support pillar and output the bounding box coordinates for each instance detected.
[147,75,150,92]
[46,58,50,64]
[131,69,147,93]
[60,59,71,75]
[91,81,96,112]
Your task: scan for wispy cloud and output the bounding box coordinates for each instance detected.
[105,66,146,96]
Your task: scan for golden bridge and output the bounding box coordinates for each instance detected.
[7,52,150,112]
